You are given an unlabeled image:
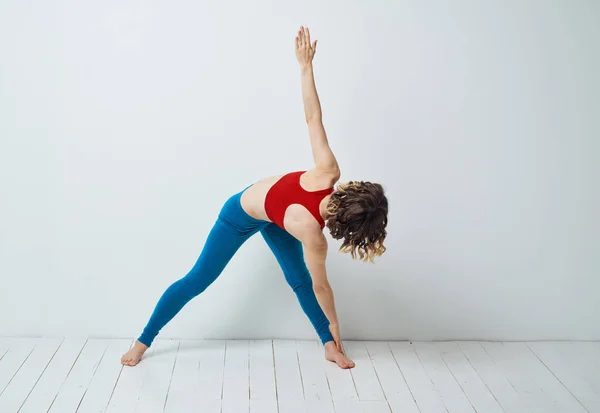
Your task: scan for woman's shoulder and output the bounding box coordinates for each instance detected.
[285,211,327,246]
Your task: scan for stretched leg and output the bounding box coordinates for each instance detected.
[260,224,355,369]
[122,191,266,366]
[140,219,254,344]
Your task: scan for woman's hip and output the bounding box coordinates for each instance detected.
[218,187,269,235]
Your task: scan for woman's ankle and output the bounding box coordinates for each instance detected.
[134,340,149,350]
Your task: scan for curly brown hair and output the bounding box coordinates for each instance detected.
[325,181,388,263]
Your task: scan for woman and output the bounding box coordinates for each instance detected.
[121,26,388,369]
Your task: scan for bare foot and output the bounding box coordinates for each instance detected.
[324,341,355,369]
[120,340,148,366]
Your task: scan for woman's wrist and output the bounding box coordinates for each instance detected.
[300,63,313,74]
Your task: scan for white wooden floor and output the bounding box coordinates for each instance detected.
[0,339,599,413]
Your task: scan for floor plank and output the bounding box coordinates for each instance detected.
[163,340,201,413]
[482,342,588,413]
[324,343,360,413]
[435,342,504,413]
[413,342,475,413]
[195,400,222,413]
[0,337,62,413]
[157,340,226,410]
[343,341,385,401]
[528,342,600,412]
[222,340,250,412]
[296,340,332,403]
[303,399,335,413]
[222,397,250,413]
[250,398,278,413]
[277,398,306,413]
[135,339,179,413]
[273,340,303,401]
[510,342,591,413]
[48,339,109,413]
[0,338,36,397]
[196,340,226,401]
[571,342,600,385]
[458,342,526,413]
[388,341,447,413]
[20,337,87,413]
[76,338,132,413]
[278,399,337,413]
[249,340,276,402]
[364,341,419,413]
[0,338,12,361]
[331,399,362,413]
[360,400,391,412]
[482,342,548,413]
[165,341,224,413]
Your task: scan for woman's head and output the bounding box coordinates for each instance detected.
[326,181,388,263]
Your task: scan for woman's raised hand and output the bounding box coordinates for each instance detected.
[295,26,317,68]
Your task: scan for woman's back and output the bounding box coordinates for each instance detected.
[240,170,337,232]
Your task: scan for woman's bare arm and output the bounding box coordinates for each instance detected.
[303,236,339,327]
[295,27,340,176]
[296,226,343,352]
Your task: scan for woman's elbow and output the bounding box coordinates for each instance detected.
[330,166,341,181]
[306,114,323,125]
[313,282,331,293]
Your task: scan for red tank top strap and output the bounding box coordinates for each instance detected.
[264,171,333,229]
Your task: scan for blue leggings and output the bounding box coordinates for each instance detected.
[138,188,334,347]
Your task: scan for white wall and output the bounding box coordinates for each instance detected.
[1,0,599,341]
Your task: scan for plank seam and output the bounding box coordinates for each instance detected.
[46,338,88,413]
[0,340,36,397]
[161,340,180,413]
[525,343,590,413]
[17,338,65,412]
[386,342,423,413]
[411,343,450,413]
[74,339,111,413]
[364,342,395,413]
[271,340,279,413]
[456,343,507,413]
[99,338,132,413]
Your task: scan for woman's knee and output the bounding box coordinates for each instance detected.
[287,269,313,292]
[179,270,211,297]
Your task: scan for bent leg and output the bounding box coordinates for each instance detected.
[260,223,334,345]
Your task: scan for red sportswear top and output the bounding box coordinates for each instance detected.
[264,171,334,229]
